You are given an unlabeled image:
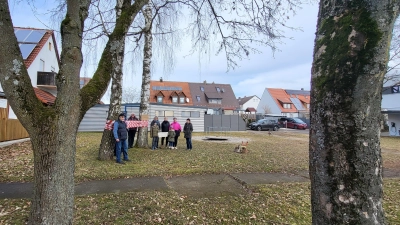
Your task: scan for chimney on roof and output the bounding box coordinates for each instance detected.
[160,77,163,82]
[203,80,207,84]
[301,88,304,91]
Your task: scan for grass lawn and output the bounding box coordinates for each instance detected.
[0,131,399,224]
[1,180,399,224]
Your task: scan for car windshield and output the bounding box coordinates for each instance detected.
[293,118,305,123]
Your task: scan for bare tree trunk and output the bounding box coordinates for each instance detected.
[29,126,79,224]
[309,1,399,224]
[137,4,153,148]
[0,0,149,223]
[98,0,128,160]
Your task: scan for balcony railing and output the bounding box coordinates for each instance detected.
[37,72,57,86]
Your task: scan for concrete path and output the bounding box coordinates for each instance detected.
[0,172,309,199]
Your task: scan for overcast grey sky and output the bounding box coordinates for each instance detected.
[8,0,319,102]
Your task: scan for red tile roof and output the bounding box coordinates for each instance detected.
[149,81,193,105]
[297,95,310,104]
[34,88,56,105]
[245,107,257,112]
[267,88,298,113]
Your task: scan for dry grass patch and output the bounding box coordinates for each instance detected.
[1,132,399,183]
[1,179,399,224]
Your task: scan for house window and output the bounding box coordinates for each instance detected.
[200,86,204,92]
[179,97,185,104]
[156,111,165,116]
[191,111,200,118]
[40,59,45,71]
[172,96,178,103]
[221,88,225,93]
[283,103,291,109]
[307,104,310,109]
[165,111,174,117]
[196,96,201,102]
[49,42,52,51]
[208,99,221,104]
[51,66,55,72]
[157,96,163,103]
[182,111,200,118]
[216,87,220,92]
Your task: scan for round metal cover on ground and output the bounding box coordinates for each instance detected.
[205,137,228,141]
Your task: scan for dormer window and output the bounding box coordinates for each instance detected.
[216,87,220,92]
[196,96,201,102]
[172,96,178,103]
[283,103,291,109]
[157,96,163,103]
[200,86,204,92]
[180,96,185,104]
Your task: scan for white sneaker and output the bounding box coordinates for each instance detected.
[175,147,178,149]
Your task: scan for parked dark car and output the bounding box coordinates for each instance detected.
[249,119,280,131]
[279,117,307,129]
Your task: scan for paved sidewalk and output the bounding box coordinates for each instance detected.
[0,138,30,148]
[0,172,310,199]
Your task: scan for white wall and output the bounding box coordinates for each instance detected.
[0,36,59,92]
[382,93,400,111]
[257,89,281,114]
[242,96,260,111]
[27,37,60,87]
[388,114,400,136]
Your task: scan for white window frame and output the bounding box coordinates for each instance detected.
[157,96,163,103]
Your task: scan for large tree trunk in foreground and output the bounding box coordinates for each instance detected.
[309,1,399,224]
[0,0,149,223]
[98,0,128,160]
[137,4,153,148]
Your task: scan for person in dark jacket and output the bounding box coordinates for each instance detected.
[150,123,160,150]
[127,113,139,148]
[150,116,160,148]
[183,118,193,150]
[113,113,130,164]
[160,117,170,148]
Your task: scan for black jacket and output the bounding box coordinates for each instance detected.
[161,121,170,132]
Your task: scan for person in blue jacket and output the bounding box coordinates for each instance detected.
[113,113,130,164]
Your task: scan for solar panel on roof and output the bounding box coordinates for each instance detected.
[19,44,36,59]
[290,98,305,110]
[15,29,33,42]
[24,30,46,43]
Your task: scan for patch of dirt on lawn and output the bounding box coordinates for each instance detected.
[192,136,251,143]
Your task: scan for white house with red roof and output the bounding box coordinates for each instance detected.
[0,27,60,118]
[237,95,260,113]
[257,88,310,117]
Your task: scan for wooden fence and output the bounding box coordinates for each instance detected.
[0,107,29,142]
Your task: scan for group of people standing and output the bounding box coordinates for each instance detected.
[113,113,194,164]
[150,116,193,150]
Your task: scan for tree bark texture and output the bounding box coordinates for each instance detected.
[137,4,153,148]
[310,1,399,224]
[98,0,128,160]
[0,0,149,224]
